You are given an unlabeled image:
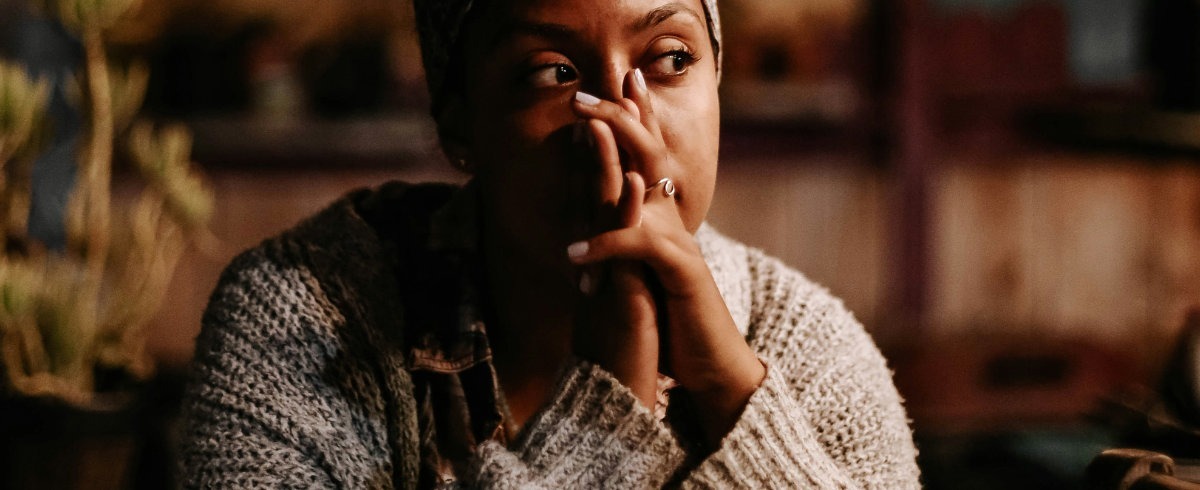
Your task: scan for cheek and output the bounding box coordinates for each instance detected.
[473,107,559,160]
[469,97,575,192]
[465,64,575,163]
[658,92,720,232]
[472,112,563,212]
[467,95,587,243]
[469,87,580,162]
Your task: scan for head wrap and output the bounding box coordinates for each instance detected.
[413,0,722,114]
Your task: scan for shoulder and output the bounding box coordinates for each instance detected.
[741,244,876,371]
[198,180,457,359]
[701,226,894,393]
[709,229,920,484]
[695,223,873,366]
[185,182,443,487]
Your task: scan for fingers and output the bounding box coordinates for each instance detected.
[572,70,659,225]
[569,227,655,266]
[591,119,623,208]
[569,224,703,298]
[620,171,645,228]
[570,69,686,292]
[575,92,662,171]
[568,221,690,271]
[623,69,661,138]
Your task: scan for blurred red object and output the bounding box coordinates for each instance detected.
[892,336,1138,434]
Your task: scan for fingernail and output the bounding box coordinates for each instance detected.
[567,241,589,259]
[576,91,601,106]
[579,271,593,295]
[633,69,646,91]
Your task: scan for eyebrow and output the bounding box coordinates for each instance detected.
[632,2,705,33]
[495,21,575,45]
[491,2,705,47]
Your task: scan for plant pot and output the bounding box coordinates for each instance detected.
[0,392,143,490]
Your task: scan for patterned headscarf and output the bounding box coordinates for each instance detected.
[413,0,722,114]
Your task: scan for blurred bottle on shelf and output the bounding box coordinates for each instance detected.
[247,35,304,120]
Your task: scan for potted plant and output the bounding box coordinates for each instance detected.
[0,0,212,487]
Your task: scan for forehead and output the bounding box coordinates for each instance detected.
[476,0,709,36]
[489,0,705,16]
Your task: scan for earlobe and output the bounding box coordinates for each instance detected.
[435,96,472,167]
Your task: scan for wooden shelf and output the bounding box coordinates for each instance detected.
[186,114,444,169]
[1028,105,1200,156]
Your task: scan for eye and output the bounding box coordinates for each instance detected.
[647,48,698,77]
[526,64,579,88]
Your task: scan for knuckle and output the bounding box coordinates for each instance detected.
[602,102,624,119]
[645,231,667,256]
[619,111,639,127]
[651,145,668,161]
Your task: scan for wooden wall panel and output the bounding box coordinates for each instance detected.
[707,158,887,330]
[1031,160,1155,343]
[929,157,1200,362]
[928,163,1030,336]
[1147,164,1200,349]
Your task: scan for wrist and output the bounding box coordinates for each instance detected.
[688,352,766,446]
[691,351,765,405]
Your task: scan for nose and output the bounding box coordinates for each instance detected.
[582,60,630,102]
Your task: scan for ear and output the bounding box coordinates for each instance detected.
[435,95,472,165]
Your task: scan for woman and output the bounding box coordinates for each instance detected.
[181,0,921,488]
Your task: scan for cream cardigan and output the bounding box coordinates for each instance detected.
[180,182,921,488]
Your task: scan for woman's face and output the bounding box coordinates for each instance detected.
[454,0,720,277]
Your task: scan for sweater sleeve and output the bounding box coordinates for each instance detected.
[467,360,688,489]
[180,250,416,489]
[679,251,921,489]
[679,365,862,489]
[184,248,688,490]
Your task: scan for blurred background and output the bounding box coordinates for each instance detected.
[2,0,1199,488]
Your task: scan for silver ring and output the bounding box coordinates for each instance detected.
[646,177,676,199]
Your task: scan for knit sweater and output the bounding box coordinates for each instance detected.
[180,182,921,489]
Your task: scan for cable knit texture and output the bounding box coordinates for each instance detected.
[180,183,921,489]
